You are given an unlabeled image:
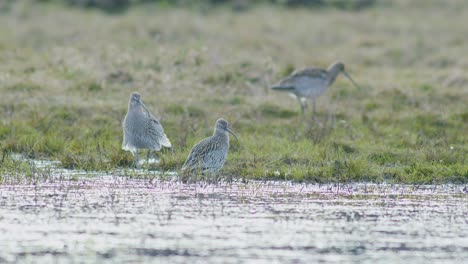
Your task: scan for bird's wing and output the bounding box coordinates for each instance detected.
[274,67,327,88]
[149,117,172,148]
[182,137,222,170]
[290,67,328,79]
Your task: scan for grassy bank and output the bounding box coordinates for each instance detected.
[0,1,467,183]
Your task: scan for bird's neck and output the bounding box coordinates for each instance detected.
[128,105,145,118]
[214,129,228,140]
[327,65,341,86]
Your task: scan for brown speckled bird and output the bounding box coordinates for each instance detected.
[271,62,361,114]
[182,118,237,176]
[122,92,171,166]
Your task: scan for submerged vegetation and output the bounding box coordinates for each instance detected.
[0,1,467,183]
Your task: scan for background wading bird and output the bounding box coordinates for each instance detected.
[271,62,361,115]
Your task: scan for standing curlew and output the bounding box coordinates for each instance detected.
[122,92,171,167]
[271,62,361,115]
[182,118,238,179]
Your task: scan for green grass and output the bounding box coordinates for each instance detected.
[0,1,467,183]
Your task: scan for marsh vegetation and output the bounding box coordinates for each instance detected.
[0,1,467,183]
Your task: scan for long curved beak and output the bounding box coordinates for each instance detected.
[226,128,238,141]
[138,100,151,116]
[342,71,362,90]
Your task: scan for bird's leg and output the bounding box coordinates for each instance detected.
[146,150,151,165]
[296,96,303,113]
[298,97,308,114]
[134,150,139,168]
[302,101,308,114]
[213,172,220,185]
[312,97,317,118]
[210,172,217,185]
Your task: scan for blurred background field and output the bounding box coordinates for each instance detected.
[0,0,467,183]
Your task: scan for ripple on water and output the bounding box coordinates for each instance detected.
[0,159,467,263]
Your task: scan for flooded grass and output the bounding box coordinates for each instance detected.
[0,174,466,263]
[0,158,466,262]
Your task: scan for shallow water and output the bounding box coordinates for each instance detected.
[0,173,467,263]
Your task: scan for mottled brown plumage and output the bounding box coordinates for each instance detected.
[122,92,171,166]
[182,118,237,176]
[271,62,361,114]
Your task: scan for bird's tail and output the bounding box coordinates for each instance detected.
[160,134,172,148]
[271,85,295,91]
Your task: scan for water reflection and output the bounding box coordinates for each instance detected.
[0,174,466,263]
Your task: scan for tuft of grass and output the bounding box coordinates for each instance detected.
[367,151,400,165]
[331,142,357,154]
[259,103,297,118]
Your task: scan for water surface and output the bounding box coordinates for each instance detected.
[1,174,466,263]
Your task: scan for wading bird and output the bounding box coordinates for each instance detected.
[271,62,361,115]
[122,92,171,167]
[182,118,238,180]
